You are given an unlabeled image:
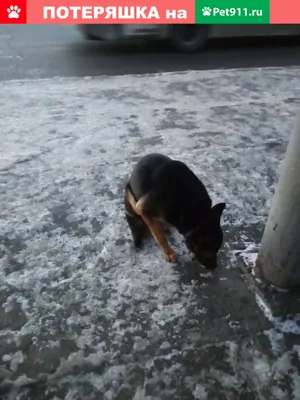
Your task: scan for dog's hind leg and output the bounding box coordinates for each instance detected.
[124,185,149,248]
[126,190,177,263]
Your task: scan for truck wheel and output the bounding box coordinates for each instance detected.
[170,25,209,53]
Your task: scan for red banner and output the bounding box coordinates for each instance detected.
[0,0,194,24]
[270,0,300,23]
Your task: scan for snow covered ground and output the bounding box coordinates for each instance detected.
[1,67,300,399]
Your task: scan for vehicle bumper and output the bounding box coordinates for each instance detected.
[77,24,171,41]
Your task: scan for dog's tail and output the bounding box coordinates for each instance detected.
[124,183,148,248]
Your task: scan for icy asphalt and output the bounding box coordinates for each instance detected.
[1,67,300,399]
[1,24,300,80]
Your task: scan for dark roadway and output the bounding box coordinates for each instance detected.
[1,24,300,80]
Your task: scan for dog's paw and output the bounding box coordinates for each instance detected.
[164,249,178,263]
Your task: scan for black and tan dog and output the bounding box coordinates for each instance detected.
[124,154,226,269]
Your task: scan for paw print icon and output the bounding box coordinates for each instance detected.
[202,7,212,16]
[7,5,21,18]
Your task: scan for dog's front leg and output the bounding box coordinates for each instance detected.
[141,216,177,263]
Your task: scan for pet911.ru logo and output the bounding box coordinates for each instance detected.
[202,6,263,17]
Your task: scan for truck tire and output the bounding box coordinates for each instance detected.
[170,25,210,53]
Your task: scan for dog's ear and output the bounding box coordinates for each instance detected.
[211,203,226,220]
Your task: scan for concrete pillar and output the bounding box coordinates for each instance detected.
[256,107,300,289]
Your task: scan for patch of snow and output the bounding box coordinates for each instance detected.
[193,384,208,399]
[133,337,150,352]
[256,294,300,334]
[228,320,240,329]
[2,351,24,372]
[240,243,300,336]
[132,387,147,400]
[264,329,285,356]
[159,341,171,350]
[238,244,259,266]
